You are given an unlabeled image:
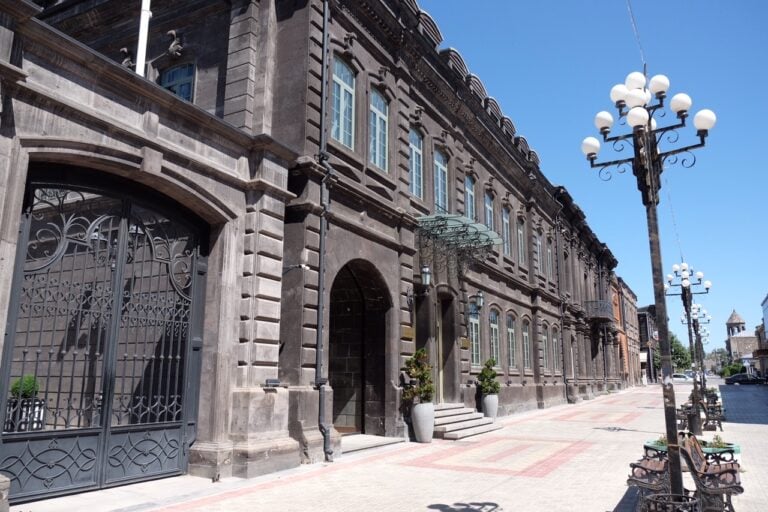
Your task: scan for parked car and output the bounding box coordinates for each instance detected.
[672,373,690,382]
[724,373,765,385]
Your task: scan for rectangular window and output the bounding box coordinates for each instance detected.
[408,129,423,198]
[547,241,553,280]
[502,208,511,257]
[523,322,531,368]
[160,63,195,102]
[542,328,549,369]
[490,311,500,364]
[506,315,516,368]
[331,57,355,148]
[484,193,494,231]
[464,176,475,220]
[369,90,388,170]
[553,330,561,371]
[534,234,542,275]
[469,315,480,366]
[517,219,526,266]
[434,151,448,213]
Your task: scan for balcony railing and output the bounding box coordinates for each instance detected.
[584,300,614,323]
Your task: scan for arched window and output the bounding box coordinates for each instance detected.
[541,323,549,369]
[489,309,500,364]
[434,150,449,213]
[408,129,423,198]
[469,312,480,366]
[332,57,355,148]
[552,327,561,371]
[502,208,511,257]
[484,192,494,231]
[369,89,388,170]
[523,320,531,368]
[506,314,516,368]
[517,218,526,266]
[464,176,475,220]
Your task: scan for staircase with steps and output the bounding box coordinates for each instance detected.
[433,403,503,440]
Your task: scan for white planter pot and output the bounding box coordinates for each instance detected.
[411,402,435,443]
[482,394,498,421]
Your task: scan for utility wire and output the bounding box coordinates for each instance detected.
[626,0,647,71]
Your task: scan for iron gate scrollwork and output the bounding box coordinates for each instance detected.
[0,182,206,502]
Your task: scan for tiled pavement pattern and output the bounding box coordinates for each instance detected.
[13,377,768,512]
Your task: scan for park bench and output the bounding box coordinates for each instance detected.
[678,432,743,512]
[699,400,725,432]
[627,448,669,504]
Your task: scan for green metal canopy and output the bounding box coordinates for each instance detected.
[416,214,502,250]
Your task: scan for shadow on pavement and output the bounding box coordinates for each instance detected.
[719,384,768,425]
[427,502,502,511]
[609,486,641,512]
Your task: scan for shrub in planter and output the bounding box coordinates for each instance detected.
[477,359,501,420]
[403,349,434,443]
[5,375,44,432]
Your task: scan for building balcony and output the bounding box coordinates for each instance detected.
[584,300,614,323]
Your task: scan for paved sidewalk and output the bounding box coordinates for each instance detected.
[12,379,768,512]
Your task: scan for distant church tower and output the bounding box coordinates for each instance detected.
[726,309,746,358]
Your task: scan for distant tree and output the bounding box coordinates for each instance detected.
[653,333,691,372]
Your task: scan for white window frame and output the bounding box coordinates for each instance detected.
[490,310,500,365]
[484,192,494,231]
[464,176,475,220]
[506,314,516,368]
[547,240,553,280]
[502,208,511,257]
[534,233,542,275]
[369,89,388,170]
[542,324,549,369]
[434,151,449,213]
[523,321,531,368]
[469,315,481,366]
[553,328,560,371]
[517,219,526,266]
[408,129,423,198]
[331,57,355,149]
[160,63,195,102]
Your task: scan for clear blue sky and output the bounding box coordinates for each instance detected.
[418,0,768,352]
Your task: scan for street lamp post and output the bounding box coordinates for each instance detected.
[665,264,711,434]
[689,304,711,390]
[581,71,715,495]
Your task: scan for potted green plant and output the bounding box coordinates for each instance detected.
[403,348,434,443]
[5,374,44,432]
[477,358,501,420]
[701,434,740,457]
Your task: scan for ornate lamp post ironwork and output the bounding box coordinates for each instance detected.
[581,71,716,494]
[665,263,711,434]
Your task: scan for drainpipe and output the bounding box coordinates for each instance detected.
[135,0,152,77]
[315,0,334,463]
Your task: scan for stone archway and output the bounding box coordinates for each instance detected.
[328,260,390,436]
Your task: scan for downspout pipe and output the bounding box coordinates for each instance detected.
[135,0,152,76]
[315,0,334,463]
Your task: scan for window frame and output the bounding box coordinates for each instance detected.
[517,218,527,266]
[546,239,554,280]
[523,320,531,369]
[159,62,195,102]
[434,150,449,213]
[464,176,476,220]
[368,88,388,171]
[484,192,494,231]
[506,314,516,368]
[331,56,355,149]
[553,327,561,371]
[502,208,511,257]
[469,314,481,366]
[489,309,500,365]
[408,128,423,199]
[541,323,549,369]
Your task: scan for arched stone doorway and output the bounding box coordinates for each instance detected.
[328,260,390,436]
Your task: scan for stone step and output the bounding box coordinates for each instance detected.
[434,402,465,411]
[434,411,483,426]
[442,422,504,440]
[434,407,476,419]
[435,416,494,434]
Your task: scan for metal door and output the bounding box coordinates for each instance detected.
[0,182,205,503]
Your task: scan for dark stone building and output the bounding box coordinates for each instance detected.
[0,0,623,504]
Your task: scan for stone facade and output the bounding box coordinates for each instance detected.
[614,277,641,387]
[0,0,631,503]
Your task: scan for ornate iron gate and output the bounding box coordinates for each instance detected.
[0,181,206,502]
